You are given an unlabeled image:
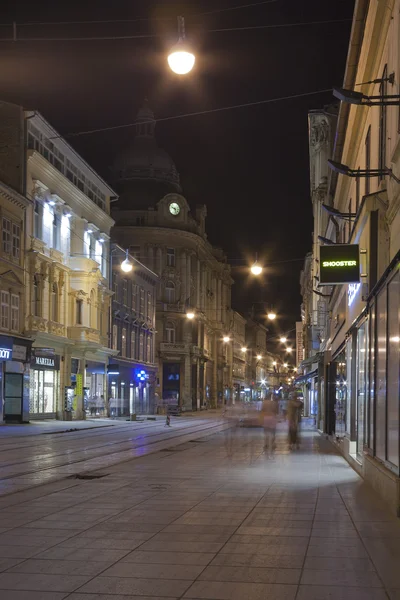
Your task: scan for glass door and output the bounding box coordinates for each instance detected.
[356,322,367,460]
[4,373,23,421]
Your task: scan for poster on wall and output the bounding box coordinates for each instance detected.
[319,244,360,285]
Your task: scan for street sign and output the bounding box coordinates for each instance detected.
[319,244,360,285]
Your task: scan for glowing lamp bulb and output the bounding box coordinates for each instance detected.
[241,347,247,353]
[186,311,195,319]
[257,355,262,360]
[223,336,230,343]
[280,337,287,344]
[250,261,263,276]
[168,43,195,75]
[267,312,276,320]
[121,258,133,273]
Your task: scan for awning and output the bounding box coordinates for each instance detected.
[299,352,323,370]
[294,368,318,385]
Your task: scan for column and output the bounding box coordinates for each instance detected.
[217,278,222,324]
[212,333,218,408]
[201,266,206,311]
[183,354,192,411]
[186,253,191,304]
[212,277,217,321]
[196,259,201,307]
[70,217,86,257]
[157,247,162,276]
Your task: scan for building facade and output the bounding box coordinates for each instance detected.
[108,245,158,416]
[111,102,233,411]
[0,181,32,423]
[0,102,115,420]
[302,0,400,515]
[232,311,247,403]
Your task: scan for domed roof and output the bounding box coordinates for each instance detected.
[113,100,181,192]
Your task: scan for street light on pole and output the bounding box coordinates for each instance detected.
[168,16,196,75]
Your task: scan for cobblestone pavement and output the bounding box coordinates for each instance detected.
[0,419,400,599]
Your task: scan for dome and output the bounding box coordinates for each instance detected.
[113,100,181,192]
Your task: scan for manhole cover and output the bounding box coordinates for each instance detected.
[68,473,109,480]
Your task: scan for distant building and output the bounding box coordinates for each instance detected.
[111,102,233,410]
[109,245,158,416]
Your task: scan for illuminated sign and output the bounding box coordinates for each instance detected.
[136,369,149,382]
[319,244,360,285]
[0,348,11,360]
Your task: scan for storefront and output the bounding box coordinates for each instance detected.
[0,336,32,424]
[85,361,106,417]
[29,348,60,419]
[108,359,156,416]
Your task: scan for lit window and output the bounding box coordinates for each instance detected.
[1,291,9,329]
[76,299,83,325]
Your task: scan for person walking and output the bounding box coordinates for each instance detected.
[261,399,278,458]
[287,391,303,450]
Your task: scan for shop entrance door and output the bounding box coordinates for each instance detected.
[4,373,23,423]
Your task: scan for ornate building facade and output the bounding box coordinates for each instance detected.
[0,102,115,420]
[111,102,233,410]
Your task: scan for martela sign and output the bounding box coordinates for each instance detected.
[319,244,360,285]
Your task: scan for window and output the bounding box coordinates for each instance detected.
[76,299,83,325]
[147,292,152,323]
[12,223,20,259]
[166,321,176,343]
[2,218,11,254]
[375,287,387,461]
[131,329,136,359]
[166,248,175,267]
[165,281,175,304]
[122,280,128,306]
[121,327,127,357]
[33,274,41,317]
[90,290,96,329]
[139,288,145,318]
[34,201,43,239]
[89,234,96,260]
[112,324,118,350]
[113,275,119,302]
[52,213,60,251]
[51,283,58,322]
[132,284,137,312]
[387,272,399,466]
[11,294,19,331]
[139,331,144,360]
[365,126,371,196]
[379,65,387,182]
[1,291,9,329]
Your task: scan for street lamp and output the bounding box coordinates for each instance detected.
[186,311,195,319]
[267,311,277,321]
[241,347,247,353]
[285,347,293,354]
[120,250,133,273]
[223,336,231,343]
[333,84,400,106]
[250,261,263,276]
[328,159,400,184]
[168,16,196,75]
[280,337,287,344]
[283,363,288,368]
[256,354,262,360]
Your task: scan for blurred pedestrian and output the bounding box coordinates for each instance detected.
[261,399,278,458]
[287,391,303,450]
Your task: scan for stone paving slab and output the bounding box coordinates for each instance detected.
[0,420,399,599]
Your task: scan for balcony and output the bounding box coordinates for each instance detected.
[27,315,47,333]
[48,321,67,337]
[68,326,101,345]
[192,346,211,360]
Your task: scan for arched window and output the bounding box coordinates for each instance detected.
[51,282,58,322]
[90,289,96,329]
[165,321,175,343]
[33,274,41,317]
[165,281,175,304]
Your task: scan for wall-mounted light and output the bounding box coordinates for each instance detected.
[333,85,400,106]
[328,159,400,184]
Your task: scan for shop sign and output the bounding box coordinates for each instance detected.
[0,336,13,361]
[12,345,27,361]
[0,347,12,360]
[32,348,59,370]
[319,244,360,285]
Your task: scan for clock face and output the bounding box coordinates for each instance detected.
[169,202,180,216]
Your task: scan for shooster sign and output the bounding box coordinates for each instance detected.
[319,244,360,285]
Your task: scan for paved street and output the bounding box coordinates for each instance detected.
[0,418,400,599]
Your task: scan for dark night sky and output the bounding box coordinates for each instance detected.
[0,0,354,345]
